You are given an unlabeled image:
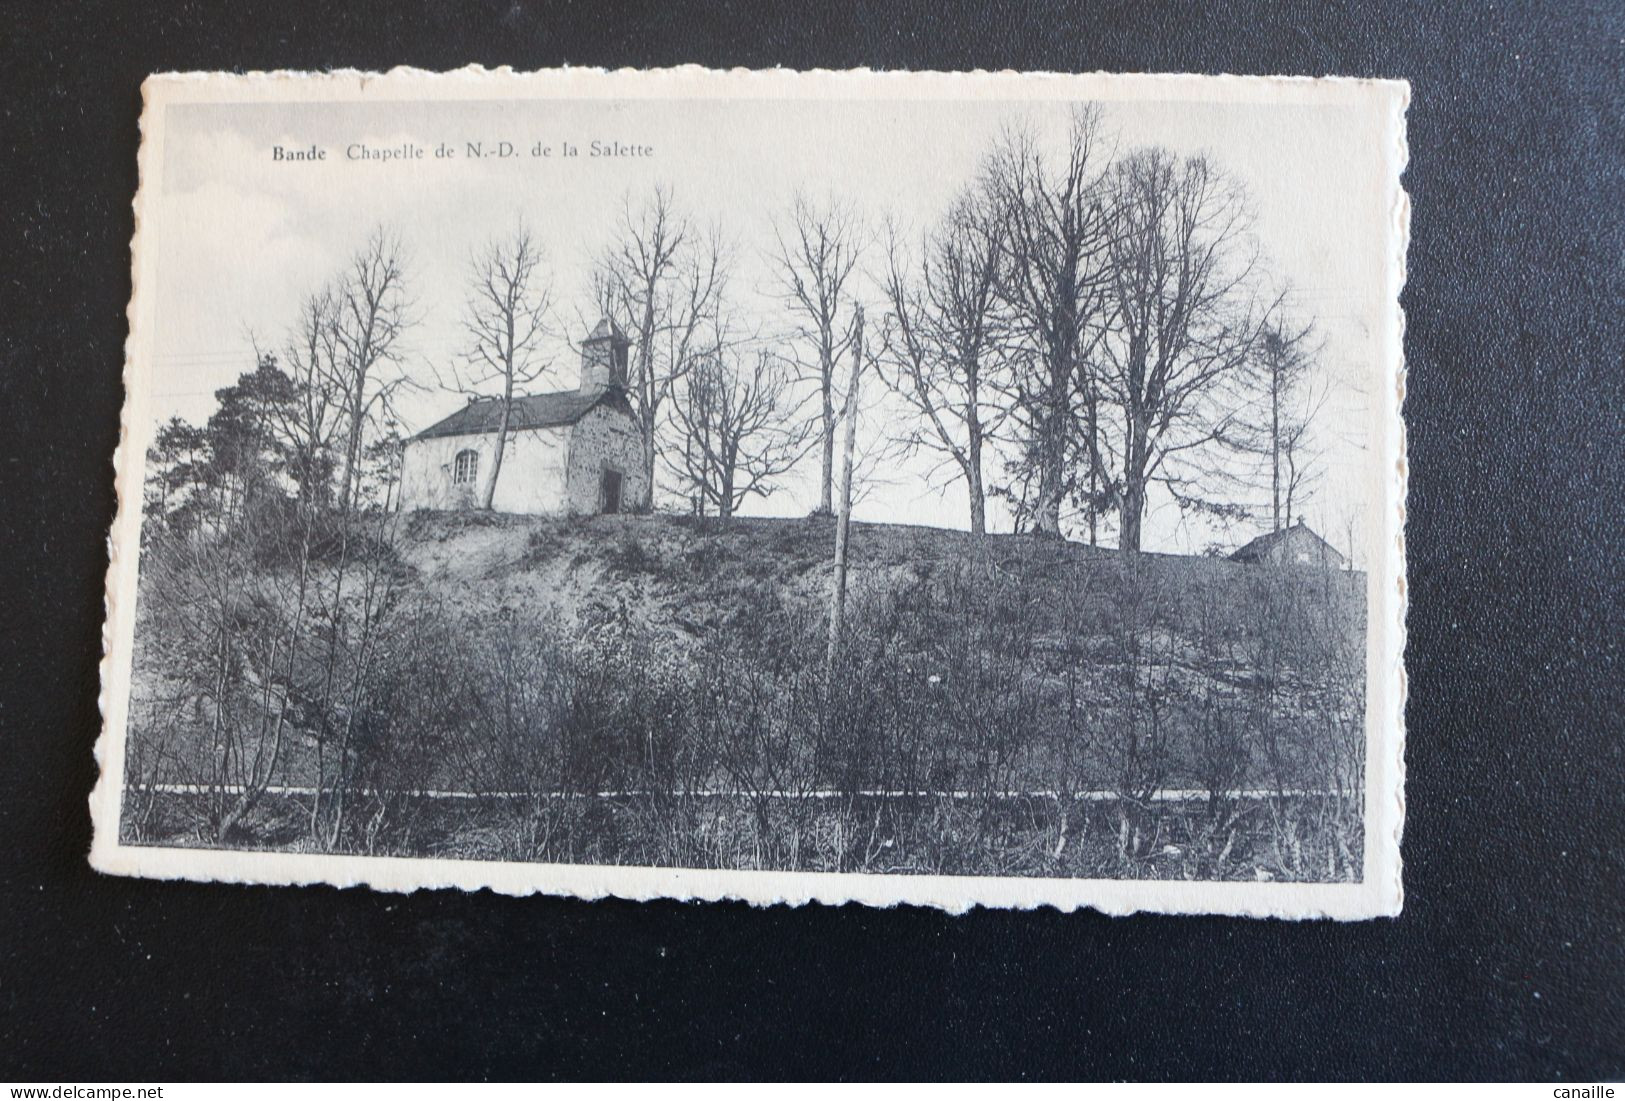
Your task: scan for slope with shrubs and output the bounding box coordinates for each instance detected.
[124,509,1368,880]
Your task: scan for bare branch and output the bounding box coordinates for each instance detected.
[593,187,725,504]
[769,190,868,515]
[456,225,557,509]
[662,312,815,518]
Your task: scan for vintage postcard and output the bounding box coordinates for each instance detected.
[92,67,1408,917]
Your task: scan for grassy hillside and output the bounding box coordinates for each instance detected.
[124,509,1368,881]
[401,508,1362,663]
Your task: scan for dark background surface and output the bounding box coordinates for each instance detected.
[1,0,1620,1082]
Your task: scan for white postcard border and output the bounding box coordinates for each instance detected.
[91,66,1410,918]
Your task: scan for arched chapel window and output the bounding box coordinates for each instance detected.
[453,449,479,486]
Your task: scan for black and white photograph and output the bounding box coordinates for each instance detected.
[92,68,1407,916]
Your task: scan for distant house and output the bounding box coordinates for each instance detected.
[398,318,650,515]
[1229,519,1348,569]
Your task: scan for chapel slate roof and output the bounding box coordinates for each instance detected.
[1229,521,1341,563]
[412,386,632,441]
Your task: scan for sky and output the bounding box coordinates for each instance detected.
[144,86,1392,560]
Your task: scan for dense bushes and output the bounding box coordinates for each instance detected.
[123,519,1366,881]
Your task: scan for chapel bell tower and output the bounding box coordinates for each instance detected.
[579,317,631,393]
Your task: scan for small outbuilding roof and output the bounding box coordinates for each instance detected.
[412,387,632,441]
[1229,519,1343,564]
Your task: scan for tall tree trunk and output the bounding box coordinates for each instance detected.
[1121,423,1149,553]
[638,403,656,510]
[816,370,835,515]
[1120,485,1144,553]
[1034,400,1065,537]
[1271,362,1282,532]
[1085,398,1099,546]
[966,441,986,536]
[482,321,517,511]
[827,308,863,673]
[1284,446,1298,529]
[965,376,987,536]
[720,453,736,520]
[482,399,512,511]
[638,292,659,503]
[340,400,363,514]
[640,404,657,508]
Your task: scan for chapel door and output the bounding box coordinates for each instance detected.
[601,468,623,514]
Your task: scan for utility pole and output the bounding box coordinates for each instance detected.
[827,305,864,675]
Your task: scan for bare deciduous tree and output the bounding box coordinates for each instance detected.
[772,191,866,516]
[664,326,813,519]
[460,228,555,509]
[594,187,723,503]
[983,108,1114,540]
[328,227,412,513]
[877,192,1010,535]
[1246,315,1327,532]
[827,305,865,672]
[1097,148,1264,552]
[267,288,347,509]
